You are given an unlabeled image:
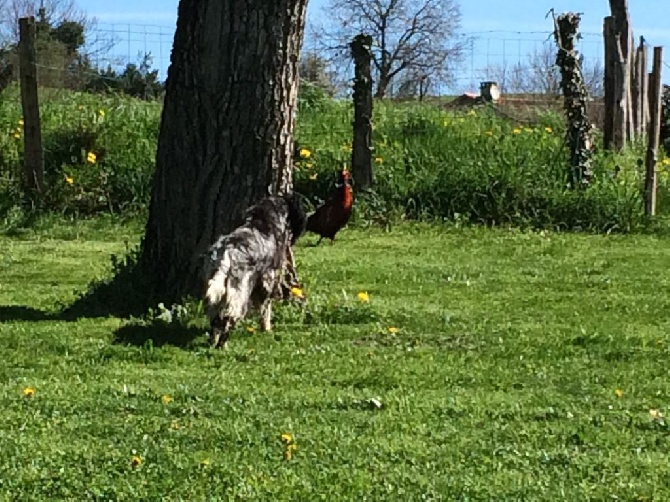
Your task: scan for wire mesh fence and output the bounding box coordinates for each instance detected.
[2,21,668,142]
[79,22,669,92]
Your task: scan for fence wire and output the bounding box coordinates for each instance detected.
[86,23,670,95]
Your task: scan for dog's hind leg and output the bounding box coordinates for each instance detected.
[259,270,277,332]
[260,299,272,332]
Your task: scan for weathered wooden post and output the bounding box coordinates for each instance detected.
[18,16,44,203]
[641,41,649,132]
[609,0,633,142]
[554,12,593,187]
[603,16,616,150]
[644,46,663,217]
[350,33,373,191]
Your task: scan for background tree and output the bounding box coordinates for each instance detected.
[0,0,86,40]
[0,0,118,89]
[485,42,604,97]
[85,53,164,100]
[138,0,308,303]
[299,51,337,97]
[315,0,463,98]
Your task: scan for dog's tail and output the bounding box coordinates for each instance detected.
[205,249,231,307]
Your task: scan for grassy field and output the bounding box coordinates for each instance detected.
[2,218,670,499]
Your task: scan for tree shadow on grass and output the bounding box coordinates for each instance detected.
[0,305,58,322]
[112,322,207,349]
[59,274,154,321]
[2,272,163,324]
[59,247,159,320]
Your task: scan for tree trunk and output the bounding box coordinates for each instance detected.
[139,0,308,303]
[374,72,389,99]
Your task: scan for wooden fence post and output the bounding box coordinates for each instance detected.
[18,16,44,202]
[608,0,634,142]
[641,42,649,132]
[350,33,373,191]
[637,39,648,136]
[603,16,615,150]
[644,46,663,217]
[631,41,642,137]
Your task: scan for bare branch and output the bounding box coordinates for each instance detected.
[311,0,463,98]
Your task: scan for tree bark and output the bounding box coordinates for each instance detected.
[374,72,390,99]
[139,0,308,303]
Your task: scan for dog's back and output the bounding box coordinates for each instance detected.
[203,193,307,347]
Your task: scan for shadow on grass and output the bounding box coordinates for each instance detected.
[60,246,158,320]
[1,272,155,323]
[112,322,206,349]
[0,305,58,322]
[59,274,154,321]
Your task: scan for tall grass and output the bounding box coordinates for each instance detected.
[1,83,668,231]
[0,86,161,216]
[294,97,648,232]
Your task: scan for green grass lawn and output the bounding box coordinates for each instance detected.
[2,220,670,499]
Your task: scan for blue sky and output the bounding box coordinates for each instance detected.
[82,0,669,91]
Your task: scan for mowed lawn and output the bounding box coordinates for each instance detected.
[2,219,670,499]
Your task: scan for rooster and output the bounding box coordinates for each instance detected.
[306,168,353,245]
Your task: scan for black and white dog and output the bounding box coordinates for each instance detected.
[203,192,307,348]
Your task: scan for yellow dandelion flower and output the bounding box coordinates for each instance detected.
[309,172,318,181]
[246,326,256,333]
[64,175,74,185]
[86,151,97,164]
[356,291,370,303]
[17,118,24,126]
[614,389,623,398]
[23,386,35,397]
[544,127,553,133]
[387,326,398,334]
[662,158,670,166]
[485,131,493,136]
[161,394,172,405]
[290,287,304,298]
[650,408,663,420]
[299,148,311,159]
[200,458,211,466]
[12,132,21,139]
[281,433,293,443]
[131,455,142,467]
[374,157,383,164]
[304,162,313,169]
[512,128,522,134]
[98,109,105,117]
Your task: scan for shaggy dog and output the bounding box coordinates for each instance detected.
[203,192,307,348]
